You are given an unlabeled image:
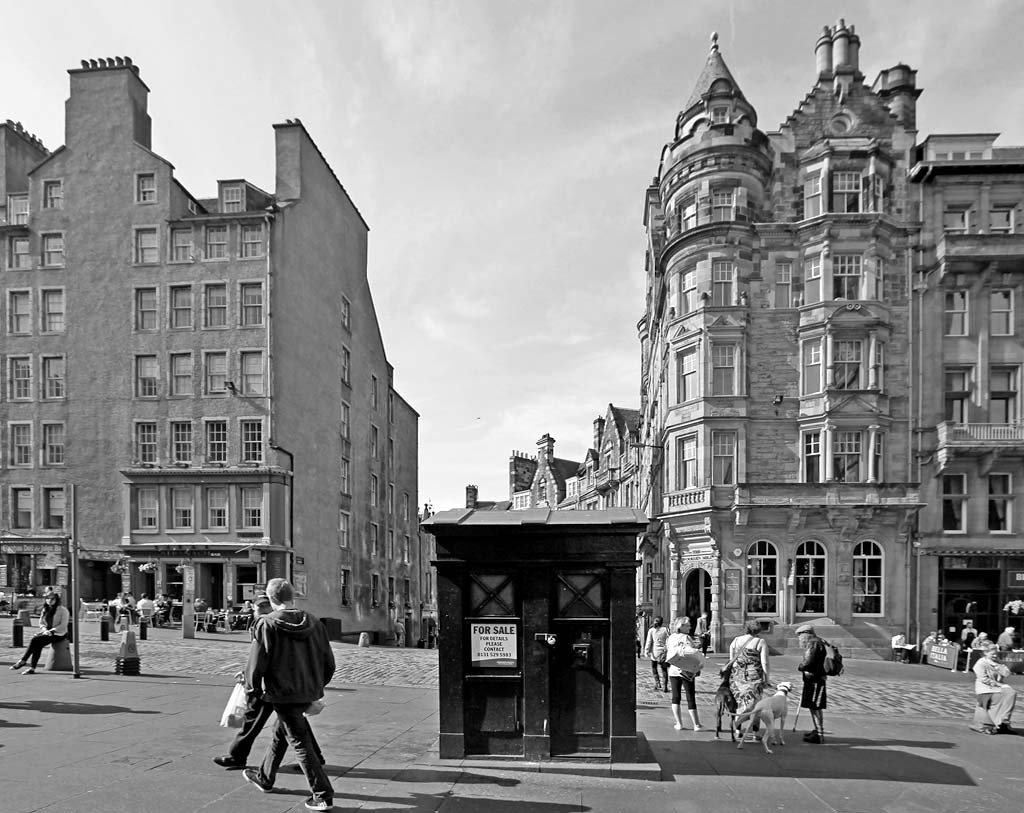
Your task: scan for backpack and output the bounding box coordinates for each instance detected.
[822,639,844,677]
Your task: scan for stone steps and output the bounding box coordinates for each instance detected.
[762,621,893,661]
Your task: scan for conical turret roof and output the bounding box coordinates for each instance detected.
[679,33,756,127]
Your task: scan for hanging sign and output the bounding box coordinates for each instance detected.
[470,622,518,668]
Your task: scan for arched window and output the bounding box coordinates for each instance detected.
[746,540,778,615]
[852,540,883,615]
[795,540,826,614]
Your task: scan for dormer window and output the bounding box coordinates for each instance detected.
[222,185,243,213]
[711,106,728,125]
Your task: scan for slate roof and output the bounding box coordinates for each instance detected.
[683,46,747,114]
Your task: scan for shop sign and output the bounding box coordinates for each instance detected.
[928,642,960,671]
[649,573,664,591]
[0,565,7,587]
[1,543,63,554]
[470,622,518,668]
[57,566,69,587]
[1008,571,1024,589]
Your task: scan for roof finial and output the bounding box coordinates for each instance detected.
[710,31,719,53]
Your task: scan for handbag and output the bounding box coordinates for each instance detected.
[219,682,248,728]
[667,637,705,675]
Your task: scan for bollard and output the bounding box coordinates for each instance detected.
[139,617,147,641]
[100,616,110,642]
[358,632,371,647]
[12,619,23,648]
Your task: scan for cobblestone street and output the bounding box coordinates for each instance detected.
[2,622,985,719]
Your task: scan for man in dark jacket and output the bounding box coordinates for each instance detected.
[213,593,325,770]
[796,623,827,744]
[241,579,335,811]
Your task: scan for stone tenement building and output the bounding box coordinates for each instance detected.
[636,21,966,654]
[0,58,423,642]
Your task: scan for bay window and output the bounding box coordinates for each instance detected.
[711,344,736,395]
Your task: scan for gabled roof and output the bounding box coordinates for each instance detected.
[610,405,640,439]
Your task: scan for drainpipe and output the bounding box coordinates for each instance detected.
[269,441,294,580]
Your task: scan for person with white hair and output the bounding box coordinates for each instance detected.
[997,626,1017,652]
[970,641,1017,735]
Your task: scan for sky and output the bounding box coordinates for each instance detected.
[5,1,1024,511]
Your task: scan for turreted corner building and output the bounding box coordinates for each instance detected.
[637,23,927,654]
[0,58,423,642]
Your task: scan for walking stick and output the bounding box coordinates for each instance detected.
[792,704,801,731]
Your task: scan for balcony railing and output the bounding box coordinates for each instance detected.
[664,485,711,510]
[937,421,1024,447]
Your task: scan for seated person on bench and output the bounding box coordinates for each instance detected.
[10,593,69,675]
[971,641,1017,735]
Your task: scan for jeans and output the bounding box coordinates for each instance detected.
[230,697,324,764]
[23,632,66,668]
[256,703,332,806]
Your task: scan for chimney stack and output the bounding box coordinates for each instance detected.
[537,434,555,463]
[465,485,478,509]
[593,417,606,451]
[815,26,833,76]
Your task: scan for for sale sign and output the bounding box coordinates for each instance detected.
[470,622,517,668]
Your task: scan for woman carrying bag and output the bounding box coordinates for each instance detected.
[728,619,771,734]
[666,617,705,732]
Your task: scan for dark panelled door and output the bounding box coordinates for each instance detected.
[550,571,610,755]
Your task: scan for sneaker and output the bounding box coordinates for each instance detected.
[213,755,245,769]
[9,661,25,671]
[692,725,705,732]
[242,768,273,793]
[802,730,822,744]
[997,723,1018,735]
[304,798,333,811]
[970,724,997,735]
[673,723,682,731]
[21,667,35,675]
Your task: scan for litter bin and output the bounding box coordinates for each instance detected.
[422,507,645,763]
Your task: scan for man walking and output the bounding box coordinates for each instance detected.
[241,579,335,811]
[796,623,827,744]
[214,594,326,770]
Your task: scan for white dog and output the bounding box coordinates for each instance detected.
[734,682,793,754]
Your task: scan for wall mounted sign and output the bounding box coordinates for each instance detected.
[1008,570,1024,589]
[470,622,518,668]
[724,568,741,609]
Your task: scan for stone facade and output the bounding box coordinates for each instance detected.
[638,24,922,652]
[0,58,420,641]
[909,134,1024,642]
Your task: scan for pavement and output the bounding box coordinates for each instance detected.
[1,621,1023,812]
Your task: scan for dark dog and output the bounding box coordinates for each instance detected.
[715,681,738,740]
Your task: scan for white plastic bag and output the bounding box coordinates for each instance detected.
[304,698,326,717]
[219,683,247,728]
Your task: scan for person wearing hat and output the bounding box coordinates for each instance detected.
[795,623,827,743]
[212,592,325,770]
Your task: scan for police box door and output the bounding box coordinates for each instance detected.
[550,571,610,756]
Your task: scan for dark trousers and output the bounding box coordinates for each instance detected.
[256,703,333,806]
[23,632,66,668]
[229,696,324,764]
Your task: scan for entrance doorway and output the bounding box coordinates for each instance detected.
[683,568,712,628]
[939,566,1000,640]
